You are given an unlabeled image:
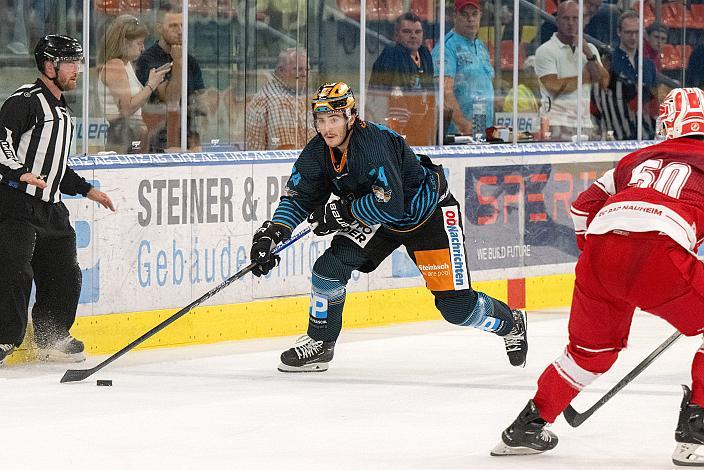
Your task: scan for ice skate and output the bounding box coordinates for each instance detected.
[503,309,528,367]
[491,399,558,456]
[673,385,704,466]
[36,335,86,363]
[278,335,335,372]
[0,344,14,366]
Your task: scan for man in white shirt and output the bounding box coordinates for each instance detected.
[534,0,609,141]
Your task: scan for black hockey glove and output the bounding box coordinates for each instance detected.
[307,199,355,236]
[250,221,291,277]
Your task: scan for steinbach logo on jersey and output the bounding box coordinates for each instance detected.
[442,206,470,290]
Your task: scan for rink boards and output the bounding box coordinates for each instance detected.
[13,140,650,361]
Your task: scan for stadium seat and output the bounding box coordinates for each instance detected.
[95,0,120,15]
[545,0,558,15]
[662,3,691,29]
[690,4,704,29]
[189,0,212,16]
[661,43,685,70]
[500,40,526,71]
[679,44,693,66]
[337,0,403,22]
[633,1,655,27]
[121,0,150,13]
[337,0,360,20]
[410,0,434,22]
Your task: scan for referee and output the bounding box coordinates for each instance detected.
[0,35,115,366]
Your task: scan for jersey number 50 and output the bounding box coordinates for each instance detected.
[628,159,692,199]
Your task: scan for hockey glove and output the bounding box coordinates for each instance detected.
[250,221,292,277]
[308,199,355,236]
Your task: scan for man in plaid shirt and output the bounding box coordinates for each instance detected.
[245,48,315,150]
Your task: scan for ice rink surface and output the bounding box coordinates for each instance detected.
[2,309,697,469]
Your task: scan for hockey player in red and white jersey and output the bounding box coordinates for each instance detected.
[490,87,704,466]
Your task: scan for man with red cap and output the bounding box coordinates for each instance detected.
[431,0,494,138]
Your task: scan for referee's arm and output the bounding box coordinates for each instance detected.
[61,167,116,212]
[0,95,44,187]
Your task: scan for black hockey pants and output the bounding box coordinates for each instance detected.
[0,184,82,347]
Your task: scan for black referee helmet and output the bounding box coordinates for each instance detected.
[34,35,84,73]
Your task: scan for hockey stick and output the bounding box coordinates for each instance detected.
[563,330,682,427]
[60,227,311,383]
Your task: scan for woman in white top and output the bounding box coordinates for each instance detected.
[97,14,170,153]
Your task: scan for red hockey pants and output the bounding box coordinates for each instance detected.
[534,231,704,422]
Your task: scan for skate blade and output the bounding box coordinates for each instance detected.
[673,443,704,466]
[277,362,329,373]
[490,441,545,456]
[37,350,86,363]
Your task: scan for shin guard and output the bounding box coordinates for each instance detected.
[307,271,346,342]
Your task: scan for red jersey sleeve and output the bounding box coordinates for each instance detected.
[570,169,615,250]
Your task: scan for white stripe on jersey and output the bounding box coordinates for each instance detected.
[570,208,588,234]
[594,168,616,195]
[587,200,697,252]
[28,93,56,198]
[0,127,23,170]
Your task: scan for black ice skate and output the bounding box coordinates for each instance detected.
[503,309,528,367]
[0,344,14,366]
[491,399,558,456]
[673,385,704,466]
[278,335,335,372]
[36,335,86,363]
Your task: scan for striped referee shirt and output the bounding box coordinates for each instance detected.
[0,78,92,203]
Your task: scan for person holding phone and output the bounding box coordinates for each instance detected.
[134,3,207,152]
[97,14,170,154]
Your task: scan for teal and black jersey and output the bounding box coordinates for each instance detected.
[272,119,444,232]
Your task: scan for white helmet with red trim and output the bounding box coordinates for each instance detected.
[657,87,704,140]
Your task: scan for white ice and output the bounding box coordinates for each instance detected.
[1,309,696,470]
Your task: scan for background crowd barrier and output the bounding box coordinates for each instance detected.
[14,141,650,361]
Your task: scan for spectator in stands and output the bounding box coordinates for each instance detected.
[135,3,207,152]
[591,11,657,140]
[431,0,494,137]
[97,15,170,153]
[245,48,315,151]
[534,0,609,141]
[369,13,434,93]
[643,22,667,72]
[367,12,435,144]
[686,44,704,88]
[539,0,617,48]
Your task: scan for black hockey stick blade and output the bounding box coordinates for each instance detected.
[563,330,682,427]
[61,228,311,383]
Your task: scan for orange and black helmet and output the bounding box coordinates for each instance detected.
[311,82,356,115]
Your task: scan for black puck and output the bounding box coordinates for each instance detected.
[96,379,113,386]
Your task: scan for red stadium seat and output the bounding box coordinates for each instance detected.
[690,4,704,29]
[95,0,120,15]
[337,0,404,22]
[662,3,691,29]
[679,44,693,66]
[633,1,655,27]
[410,0,434,22]
[545,0,558,15]
[661,43,685,70]
[337,0,360,20]
[500,40,526,71]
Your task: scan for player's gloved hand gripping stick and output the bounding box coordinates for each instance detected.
[60,227,311,383]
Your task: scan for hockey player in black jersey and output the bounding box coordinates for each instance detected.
[249,82,527,372]
[0,35,115,366]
